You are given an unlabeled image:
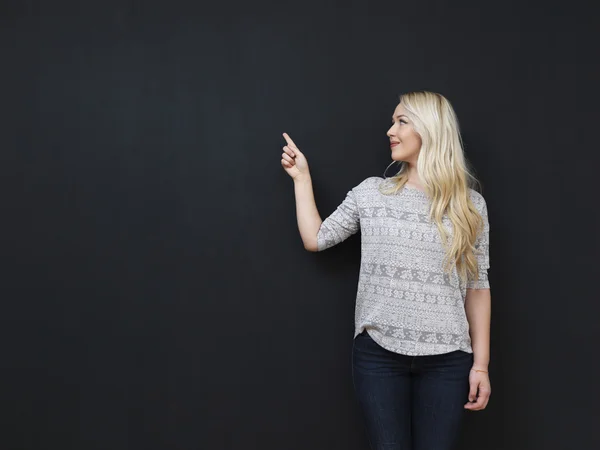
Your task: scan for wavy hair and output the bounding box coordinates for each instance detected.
[379,90,485,286]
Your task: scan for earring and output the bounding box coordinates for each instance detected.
[383,160,403,179]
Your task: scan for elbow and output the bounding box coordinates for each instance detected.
[304,234,320,252]
[304,241,318,252]
[304,224,323,252]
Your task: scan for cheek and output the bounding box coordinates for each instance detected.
[406,131,421,146]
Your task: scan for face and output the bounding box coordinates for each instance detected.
[387,103,422,163]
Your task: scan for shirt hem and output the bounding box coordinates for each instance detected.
[355,325,473,356]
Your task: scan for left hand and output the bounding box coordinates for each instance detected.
[464,368,491,411]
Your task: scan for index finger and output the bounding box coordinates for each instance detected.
[470,394,487,410]
[282,132,298,149]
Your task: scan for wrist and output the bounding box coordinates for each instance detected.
[471,363,489,371]
[472,357,489,369]
[294,174,312,184]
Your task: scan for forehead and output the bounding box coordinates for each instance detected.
[392,103,407,117]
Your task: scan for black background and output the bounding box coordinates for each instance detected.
[2,1,599,449]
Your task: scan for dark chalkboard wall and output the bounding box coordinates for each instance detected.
[2,2,599,449]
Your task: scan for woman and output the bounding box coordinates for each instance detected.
[280,90,491,450]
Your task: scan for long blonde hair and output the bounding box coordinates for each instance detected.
[379,90,486,286]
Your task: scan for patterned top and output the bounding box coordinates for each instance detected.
[316,176,490,356]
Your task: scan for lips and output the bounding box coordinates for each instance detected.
[390,142,399,147]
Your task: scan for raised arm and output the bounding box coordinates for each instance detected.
[281,132,361,252]
[280,132,322,251]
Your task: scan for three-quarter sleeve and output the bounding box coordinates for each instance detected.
[467,196,490,289]
[316,188,361,251]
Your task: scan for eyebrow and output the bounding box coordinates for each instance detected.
[391,115,408,120]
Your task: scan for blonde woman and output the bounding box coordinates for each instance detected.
[280,90,491,450]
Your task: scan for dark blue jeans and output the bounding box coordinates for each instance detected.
[352,329,473,450]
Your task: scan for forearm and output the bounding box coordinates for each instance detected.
[293,175,323,251]
[465,288,491,369]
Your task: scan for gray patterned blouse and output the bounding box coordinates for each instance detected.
[316,176,490,356]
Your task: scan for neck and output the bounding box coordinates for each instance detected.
[405,167,423,188]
